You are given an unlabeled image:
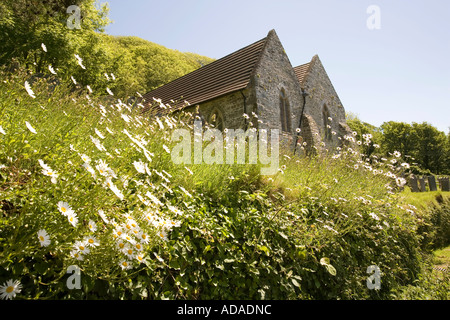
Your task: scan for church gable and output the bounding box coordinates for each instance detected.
[250,30,304,136]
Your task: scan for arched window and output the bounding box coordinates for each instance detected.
[322,104,332,141]
[280,89,291,132]
[209,109,224,131]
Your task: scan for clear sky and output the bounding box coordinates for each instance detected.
[103,0,450,133]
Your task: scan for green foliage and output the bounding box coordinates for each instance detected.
[0,70,427,299]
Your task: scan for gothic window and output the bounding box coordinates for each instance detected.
[280,89,291,132]
[209,109,224,131]
[322,104,332,141]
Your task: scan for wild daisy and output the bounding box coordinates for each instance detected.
[119,260,132,270]
[25,121,37,134]
[48,65,57,75]
[106,87,114,96]
[74,53,86,69]
[136,253,145,264]
[0,279,22,300]
[95,128,105,139]
[133,160,146,174]
[122,244,136,259]
[157,229,168,242]
[24,81,36,98]
[0,125,5,135]
[96,160,111,177]
[70,75,77,85]
[41,43,47,52]
[80,154,91,163]
[138,231,150,244]
[87,220,97,232]
[37,229,51,247]
[70,249,84,261]
[67,211,79,227]
[74,240,90,254]
[84,235,100,247]
[57,201,73,216]
[82,162,96,178]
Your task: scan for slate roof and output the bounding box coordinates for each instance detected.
[142,35,268,113]
[141,30,315,114]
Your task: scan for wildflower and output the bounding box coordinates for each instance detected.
[74,240,90,254]
[157,230,168,241]
[243,113,250,119]
[37,229,51,247]
[86,85,93,93]
[25,121,37,134]
[395,177,407,187]
[90,135,106,151]
[83,162,96,178]
[70,76,77,85]
[105,177,124,200]
[106,87,114,96]
[67,211,79,227]
[121,232,136,245]
[133,160,146,174]
[48,65,57,75]
[369,212,380,221]
[401,163,410,169]
[163,144,171,154]
[120,260,132,270]
[123,245,136,259]
[0,279,22,300]
[57,201,73,216]
[95,128,105,139]
[121,114,130,123]
[41,43,47,52]
[70,249,84,261]
[138,231,150,244]
[74,54,86,69]
[80,154,91,163]
[0,126,5,135]
[24,81,36,98]
[96,160,111,177]
[87,220,97,232]
[393,151,401,158]
[136,253,145,264]
[352,131,357,136]
[154,253,164,263]
[85,235,100,247]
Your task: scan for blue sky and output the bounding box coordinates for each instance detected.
[104,0,450,133]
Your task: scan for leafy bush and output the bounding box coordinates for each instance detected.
[0,64,426,300]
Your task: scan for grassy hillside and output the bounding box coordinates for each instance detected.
[2,63,448,300]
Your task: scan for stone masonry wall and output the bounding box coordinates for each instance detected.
[301,56,352,151]
[251,30,304,152]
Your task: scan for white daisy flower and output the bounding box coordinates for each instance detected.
[136,253,145,264]
[74,240,90,254]
[122,244,136,259]
[82,162,96,178]
[70,76,77,85]
[106,87,114,96]
[138,231,150,244]
[48,65,57,75]
[67,211,79,227]
[41,43,47,52]
[57,201,73,216]
[74,54,86,69]
[84,235,100,247]
[25,121,37,134]
[0,126,5,135]
[70,249,84,261]
[24,81,36,98]
[111,73,116,81]
[133,160,146,174]
[95,128,105,139]
[37,229,51,247]
[87,220,97,232]
[80,154,91,163]
[157,229,168,241]
[119,260,132,270]
[0,279,22,300]
[95,160,111,177]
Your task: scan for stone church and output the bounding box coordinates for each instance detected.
[142,29,352,153]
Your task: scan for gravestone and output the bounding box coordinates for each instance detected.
[418,177,426,192]
[440,177,450,192]
[409,175,419,192]
[428,176,437,191]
